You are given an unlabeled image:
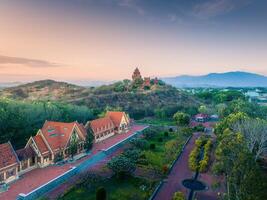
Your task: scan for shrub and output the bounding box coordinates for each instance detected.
[150,143,156,150]
[169,128,173,132]
[181,127,193,137]
[96,187,107,200]
[122,149,140,163]
[158,137,163,142]
[172,191,186,200]
[54,153,63,163]
[162,165,169,174]
[164,131,169,137]
[130,138,149,150]
[107,155,136,178]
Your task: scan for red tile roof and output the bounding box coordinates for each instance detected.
[0,142,19,170]
[90,117,114,135]
[33,135,50,156]
[16,146,36,161]
[40,121,86,152]
[105,111,126,127]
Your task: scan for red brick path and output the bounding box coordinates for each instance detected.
[0,125,146,200]
[153,134,198,200]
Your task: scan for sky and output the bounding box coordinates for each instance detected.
[0,0,267,84]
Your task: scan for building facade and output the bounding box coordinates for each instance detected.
[88,111,130,142]
[0,142,19,184]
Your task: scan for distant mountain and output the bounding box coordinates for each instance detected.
[0,79,86,100]
[162,71,267,88]
[0,82,24,89]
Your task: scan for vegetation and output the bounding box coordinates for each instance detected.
[213,113,267,200]
[188,136,212,172]
[172,191,186,200]
[132,127,188,173]
[84,127,94,151]
[173,112,190,126]
[107,155,136,178]
[96,187,107,200]
[0,98,93,149]
[59,175,155,200]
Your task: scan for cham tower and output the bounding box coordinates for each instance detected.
[132,67,142,81]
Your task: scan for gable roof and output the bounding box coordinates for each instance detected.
[33,135,50,156]
[40,121,86,152]
[16,146,36,161]
[105,111,128,127]
[0,142,19,170]
[90,117,114,134]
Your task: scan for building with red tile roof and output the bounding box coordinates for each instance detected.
[25,121,87,167]
[0,142,19,183]
[87,111,130,142]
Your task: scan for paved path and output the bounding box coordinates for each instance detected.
[154,134,199,200]
[0,125,146,200]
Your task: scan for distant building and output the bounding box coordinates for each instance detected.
[195,113,209,123]
[132,67,142,81]
[87,111,130,142]
[143,77,151,88]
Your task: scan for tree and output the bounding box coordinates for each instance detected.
[173,112,190,127]
[69,134,78,158]
[232,118,267,161]
[107,155,136,178]
[96,187,107,200]
[172,191,185,200]
[198,105,208,114]
[84,126,94,151]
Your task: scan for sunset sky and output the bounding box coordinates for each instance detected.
[0,0,267,84]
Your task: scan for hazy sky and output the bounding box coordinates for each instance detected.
[0,0,267,83]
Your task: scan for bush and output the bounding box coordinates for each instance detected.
[54,153,63,163]
[172,191,186,200]
[181,127,193,137]
[130,138,149,150]
[162,165,169,174]
[164,131,169,137]
[158,137,163,142]
[107,155,136,178]
[150,143,156,150]
[96,187,107,200]
[169,128,173,132]
[122,149,140,163]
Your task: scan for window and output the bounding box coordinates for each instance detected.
[6,168,16,178]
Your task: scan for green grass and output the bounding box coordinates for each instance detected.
[58,176,155,200]
[136,118,176,126]
[141,131,187,171]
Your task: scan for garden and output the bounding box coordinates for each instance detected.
[59,126,190,200]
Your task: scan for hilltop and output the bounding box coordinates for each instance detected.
[162,71,267,88]
[0,79,86,100]
[0,79,200,119]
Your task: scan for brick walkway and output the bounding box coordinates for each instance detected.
[154,134,198,200]
[0,125,146,200]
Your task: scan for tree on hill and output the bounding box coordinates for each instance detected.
[173,112,190,126]
[96,187,107,200]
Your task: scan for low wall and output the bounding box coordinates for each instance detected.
[17,127,147,200]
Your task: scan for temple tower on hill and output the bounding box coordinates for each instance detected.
[132,67,142,81]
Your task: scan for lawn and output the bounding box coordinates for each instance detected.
[139,129,188,172]
[58,176,155,200]
[136,118,176,126]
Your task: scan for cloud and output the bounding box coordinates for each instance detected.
[192,0,251,19]
[116,0,145,15]
[0,55,59,67]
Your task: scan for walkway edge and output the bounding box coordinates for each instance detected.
[148,135,192,200]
